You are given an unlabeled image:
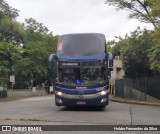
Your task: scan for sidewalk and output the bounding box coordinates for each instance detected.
[109,95,160,107]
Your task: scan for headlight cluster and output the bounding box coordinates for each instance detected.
[100,90,107,95]
[57,92,62,96]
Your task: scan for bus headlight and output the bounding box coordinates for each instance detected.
[57,92,62,96]
[100,90,107,95]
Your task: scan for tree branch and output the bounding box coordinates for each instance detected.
[136,0,157,28]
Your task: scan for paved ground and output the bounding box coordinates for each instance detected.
[0,95,160,134]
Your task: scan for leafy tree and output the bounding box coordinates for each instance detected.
[24,18,50,34]
[14,37,58,88]
[0,0,19,20]
[105,0,160,28]
[110,28,153,78]
[22,18,51,43]
[14,41,48,88]
[107,40,115,53]
[0,0,24,45]
[0,17,24,45]
[105,0,160,77]
[148,0,160,27]
[13,18,58,88]
[0,42,22,87]
[0,1,58,89]
[148,29,160,73]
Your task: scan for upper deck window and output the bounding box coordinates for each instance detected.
[57,33,106,56]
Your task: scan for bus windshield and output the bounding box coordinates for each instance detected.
[57,33,106,56]
[58,60,107,86]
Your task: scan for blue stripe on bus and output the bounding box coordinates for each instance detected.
[56,54,106,61]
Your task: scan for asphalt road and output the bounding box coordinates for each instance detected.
[0,95,160,134]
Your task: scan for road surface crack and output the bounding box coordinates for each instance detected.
[130,106,133,125]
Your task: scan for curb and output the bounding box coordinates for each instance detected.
[109,97,160,107]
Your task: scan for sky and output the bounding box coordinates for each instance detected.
[6,0,153,41]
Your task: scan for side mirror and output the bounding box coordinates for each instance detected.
[108,52,113,67]
[48,54,56,68]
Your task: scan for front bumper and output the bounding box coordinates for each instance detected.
[55,91,109,107]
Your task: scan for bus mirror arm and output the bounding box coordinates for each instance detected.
[48,54,56,68]
[108,52,113,67]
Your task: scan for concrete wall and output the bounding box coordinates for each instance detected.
[110,59,125,80]
[113,60,122,68]
[124,87,160,103]
[116,69,125,79]
[7,89,47,98]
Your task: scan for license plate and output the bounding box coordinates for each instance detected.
[77,101,86,105]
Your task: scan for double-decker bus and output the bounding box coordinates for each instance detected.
[49,33,113,107]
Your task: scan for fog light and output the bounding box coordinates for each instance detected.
[101,98,107,103]
[56,98,63,103]
[100,90,107,95]
[57,92,62,96]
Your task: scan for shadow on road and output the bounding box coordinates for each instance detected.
[59,106,107,112]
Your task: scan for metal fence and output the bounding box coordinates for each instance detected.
[115,77,160,102]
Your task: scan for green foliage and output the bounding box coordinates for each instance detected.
[106,40,115,52]
[24,18,50,35]
[148,0,160,25]
[0,0,19,20]
[13,18,58,88]
[0,1,24,45]
[0,1,58,89]
[110,28,154,78]
[0,17,24,45]
[0,42,22,87]
[14,39,58,89]
[105,0,160,77]
[148,30,160,72]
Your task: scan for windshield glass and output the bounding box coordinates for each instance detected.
[58,60,107,86]
[81,61,105,84]
[57,33,106,56]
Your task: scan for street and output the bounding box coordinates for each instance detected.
[0,95,160,134]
